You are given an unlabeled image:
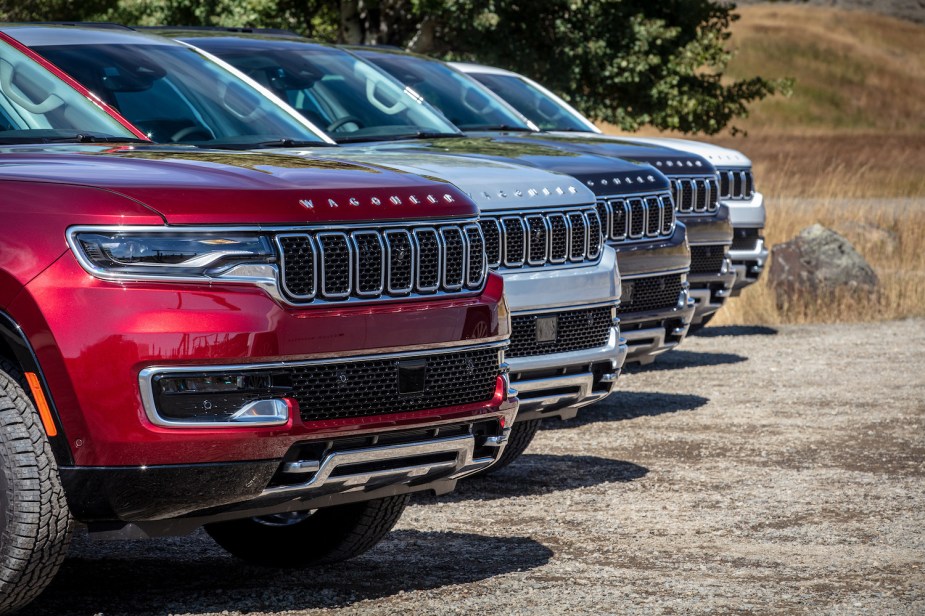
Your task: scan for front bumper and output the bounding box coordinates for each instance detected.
[498,247,623,421]
[620,285,695,365]
[507,319,625,422]
[610,224,695,365]
[729,231,769,293]
[688,257,738,325]
[724,192,768,293]
[61,411,517,533]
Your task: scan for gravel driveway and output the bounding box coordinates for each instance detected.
[28,319,925,615]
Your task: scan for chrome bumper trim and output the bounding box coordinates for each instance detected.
[729,237,769,291]
[262,431,511,498]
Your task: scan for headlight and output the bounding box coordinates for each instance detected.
[69,228,275,280]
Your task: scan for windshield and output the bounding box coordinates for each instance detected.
[29,41,329,147]
[471,72,594,132]
[0,37,141,143]
[355,50,534,132]
[192,40,461,144]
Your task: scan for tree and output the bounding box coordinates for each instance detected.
[2,0,787,134]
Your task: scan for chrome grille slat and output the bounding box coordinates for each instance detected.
[567,211,588,262]
[318,232,352,299]
[276,234,317,299]
[501,216,526,267]
[645,196,662,237]
[587,210,603,259]
[440,226,465,291]
[413,228,441,293]
[628,198,645,238]
[610,199,628,240]
[463,224,486,288]
[384,230,414,295]
[278,221,486,303]
[660,196,674,235]
[351,231,385,297]
[548,213,569,263]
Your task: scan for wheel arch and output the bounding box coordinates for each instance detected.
[0,311,74,465]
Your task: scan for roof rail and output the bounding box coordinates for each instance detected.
[136,25,303,38]
[18,22,135,30]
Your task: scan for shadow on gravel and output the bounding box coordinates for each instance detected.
[691,325,779,337]
[30,529,552,615]
[625,349,747,372]
[542,391,710,430]
[415,454,648,503]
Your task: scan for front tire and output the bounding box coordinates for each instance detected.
[205,494,409,567]
[0,361,72,614]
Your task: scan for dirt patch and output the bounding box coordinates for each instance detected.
[26,319,925,615]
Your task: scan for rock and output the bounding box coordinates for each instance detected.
[768,224,878,307]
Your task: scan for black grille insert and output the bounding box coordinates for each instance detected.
[291,347,501,422]
[690,245,726,274]
[508,306,614,358]
[617,274,684,315]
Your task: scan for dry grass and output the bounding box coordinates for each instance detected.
[600,5,925,325]
[714,197,925,325]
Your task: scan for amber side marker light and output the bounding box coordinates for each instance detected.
[24,372,58,437]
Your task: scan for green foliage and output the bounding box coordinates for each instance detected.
[416,0,791,135]
[1,0,789,134]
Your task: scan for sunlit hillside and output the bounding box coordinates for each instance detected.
[605,4,925,324]
[723,4,925,135]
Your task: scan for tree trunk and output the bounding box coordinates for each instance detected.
[407,15,436,53]
[340,0,363,44]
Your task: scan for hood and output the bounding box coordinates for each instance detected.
[613,136,753,169]
[277,148,597,211]
[0,144,477,225]
[344,136,672,197]
[478,131,719,178]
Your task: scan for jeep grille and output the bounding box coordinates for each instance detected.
[277,221,486,303]
[670,177,720,214]
[478,206,603,270]
[718,169,755,200]
[595,191,675,243]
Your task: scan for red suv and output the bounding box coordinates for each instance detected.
[0,33,516,613]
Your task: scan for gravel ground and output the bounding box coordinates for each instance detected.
[27,319,925,615]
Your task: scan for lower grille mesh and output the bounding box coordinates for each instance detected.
[292,347,500,422]
[617,274,683,315]
[689,245,726,274]
[508,306,613,358]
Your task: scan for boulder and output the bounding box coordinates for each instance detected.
[769,224,878,307]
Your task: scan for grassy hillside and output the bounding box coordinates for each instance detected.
[603,5,925,325]
[722,4,925,135]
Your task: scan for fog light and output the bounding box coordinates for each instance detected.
[145,371,292,427]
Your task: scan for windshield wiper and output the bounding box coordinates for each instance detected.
[459,124,534,132]
[202,138,333,150]
[334,131,463,144]
[0,134,150,145]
